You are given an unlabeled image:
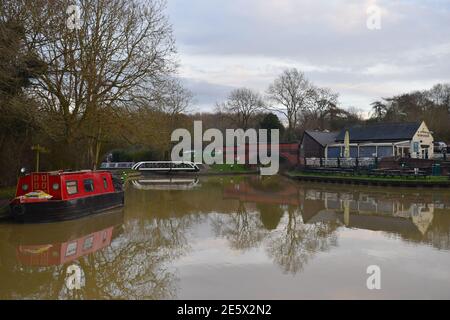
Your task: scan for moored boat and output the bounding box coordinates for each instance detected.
[9,170,124,223]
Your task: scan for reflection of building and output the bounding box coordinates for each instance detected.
[223,179,300,206]
[222,178,300,231]
[302,190,434,236]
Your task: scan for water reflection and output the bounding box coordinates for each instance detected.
[0,210,124,299]
[300,184,450,250]
[1,175,450,299]
[216,177,339,273]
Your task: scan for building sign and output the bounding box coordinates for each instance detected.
[417,129,430,138]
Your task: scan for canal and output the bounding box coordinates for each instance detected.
[1,175,450,299]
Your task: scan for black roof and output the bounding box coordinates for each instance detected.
[304,130,339,146]
[335,122,421,142]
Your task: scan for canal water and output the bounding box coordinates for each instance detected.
[1,175,450,299]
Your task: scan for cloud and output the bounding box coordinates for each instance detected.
[167,0,450,113]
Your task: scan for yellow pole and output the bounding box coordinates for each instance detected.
[344,130,350,158]
[31,144,49,172]
[36,147,40,172]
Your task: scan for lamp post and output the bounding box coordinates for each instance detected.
[31,144,49,172]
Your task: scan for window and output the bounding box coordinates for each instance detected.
[327,146,341,158]
[83,236,94,250]
[359,146,377,158]
[103,177,108,189]
[377,146,394,158]
[66,181,78,195]
[65,242,77,257]
[83,179,94,192]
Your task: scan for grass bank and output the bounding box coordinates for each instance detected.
[0,186,15,200]
[209,164,256,174]
[285,170,450,187]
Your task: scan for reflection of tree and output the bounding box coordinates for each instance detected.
[211,202,268,251]
[266,206,338,275]
[411,211,450,250]
[257,203,284,230]
[0,213,197,299]
[248,176,284,193]
[63,215,197,299]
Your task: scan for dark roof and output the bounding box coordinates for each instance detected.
[335,122,421,142]
[305,130,339,146]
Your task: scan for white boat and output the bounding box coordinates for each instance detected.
[131,161,200,172]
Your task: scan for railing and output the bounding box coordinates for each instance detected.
[433,153,450,160]
[132,161,200,172]
[305,157,376,168]
[100,162,135,169]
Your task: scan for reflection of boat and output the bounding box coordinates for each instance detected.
[11,209,124,266]
[9,170,124,223]
[131,178,200,190]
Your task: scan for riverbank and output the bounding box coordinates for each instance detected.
[284,170,450,188]
[125,164,259,178]
[0,186,14,218]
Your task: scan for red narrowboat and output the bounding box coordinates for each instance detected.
[9,170,124,223]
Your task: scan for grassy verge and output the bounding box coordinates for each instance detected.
[209,164,255,173]
[286,170,450,184]
[0,186,15,200]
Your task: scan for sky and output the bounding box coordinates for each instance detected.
[166,0,450,117]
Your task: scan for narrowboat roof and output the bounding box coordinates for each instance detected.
[25,170,112,176]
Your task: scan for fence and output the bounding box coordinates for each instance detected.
[432,153,450,160]
[100,162,135,169]
[305,157,376,168]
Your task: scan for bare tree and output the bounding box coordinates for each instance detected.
[428,83,450,110]
[220,88,265,129]
[17,0,176,168]
[308,86,339,130]
[266,69,314,139]
[156,78,193,117]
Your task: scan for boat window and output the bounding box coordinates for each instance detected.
[66,181,78,195]
[65,242,77,257]
[83,179,95,192]
[83,236,94,250]
[103,177,108,189]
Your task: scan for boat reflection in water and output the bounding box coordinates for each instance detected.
[131,177,200,191]
[0,209,124,299]
[1,175,450,299]
[12,210,123,267]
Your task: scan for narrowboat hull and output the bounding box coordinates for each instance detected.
[9,191,124,224]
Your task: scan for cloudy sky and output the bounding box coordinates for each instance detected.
[167,0,450,116]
